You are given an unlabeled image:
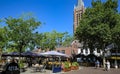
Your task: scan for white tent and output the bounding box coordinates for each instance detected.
[38,51,69,57]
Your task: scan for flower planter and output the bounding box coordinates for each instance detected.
[52,67,62,73]
[63,67,71,72]
[71,66,75,70]
[71,66,79,70]
[74,66,79,70]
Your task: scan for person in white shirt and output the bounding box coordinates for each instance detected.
[106,60,110,71]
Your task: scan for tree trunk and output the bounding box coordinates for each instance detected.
[103,55,106,68]
[0,48,2,60]
[19,45,22,63]
[102,44,106,68]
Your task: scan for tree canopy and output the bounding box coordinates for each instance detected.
[0,14,73,54]
[4,16,41,53]
[75,0,119,51]
[75,0,120,67]
[37,30,73,51]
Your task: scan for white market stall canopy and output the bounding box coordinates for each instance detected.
[39,51,69,57]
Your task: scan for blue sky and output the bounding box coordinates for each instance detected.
[0,0,120,35]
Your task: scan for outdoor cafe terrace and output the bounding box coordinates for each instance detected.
[0,51,80,73]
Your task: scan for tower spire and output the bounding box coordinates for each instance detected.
[77,0,84,7]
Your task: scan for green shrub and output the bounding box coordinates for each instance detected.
[19,60,24,68]
[64,62,71,68]
[72,62,79,66]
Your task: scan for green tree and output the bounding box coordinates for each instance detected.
[37,30,73,51]
[0,27,8,59]
[61,32,73,47]
[4,15,41,56]
[112,13,120,51]
[75,0,119,68]
[40,31,61,50]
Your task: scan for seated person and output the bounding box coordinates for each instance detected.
[34,63,39,68]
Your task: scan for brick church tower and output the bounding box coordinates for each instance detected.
[73,0,85,34]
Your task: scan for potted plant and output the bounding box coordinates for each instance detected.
[52,62,62,73]
[62,62,71,72]
[19,61,25,72]
[71,62,79,70]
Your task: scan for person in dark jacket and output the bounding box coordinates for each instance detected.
[2,58,20,74]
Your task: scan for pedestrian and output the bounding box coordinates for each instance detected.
[2,58,20,74]
[105,60,110,71]
[95,60,100,68]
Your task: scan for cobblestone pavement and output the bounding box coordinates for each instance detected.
[19,67,120,74]
[21,68,52,74]
[62,67,120,74]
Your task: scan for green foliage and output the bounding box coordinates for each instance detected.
[4,15,41,52]
[75,0,119,52]
[0,27,8,60]
[62,33,74,47]
[19,60,24,68]
[63,62,71,68]
[111,14,120,48]
[38,30,73,50]
[0,28,6,48]
[0,13,73,53]
[72,62,79,66]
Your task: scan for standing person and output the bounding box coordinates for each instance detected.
[105,60,110,71]
[107,60,110,70]
[95,60,100,68]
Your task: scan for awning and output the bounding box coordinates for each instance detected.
[110,57,120,60]
[38,51,69,57]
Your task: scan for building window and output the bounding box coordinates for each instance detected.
[61,50,65,54]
